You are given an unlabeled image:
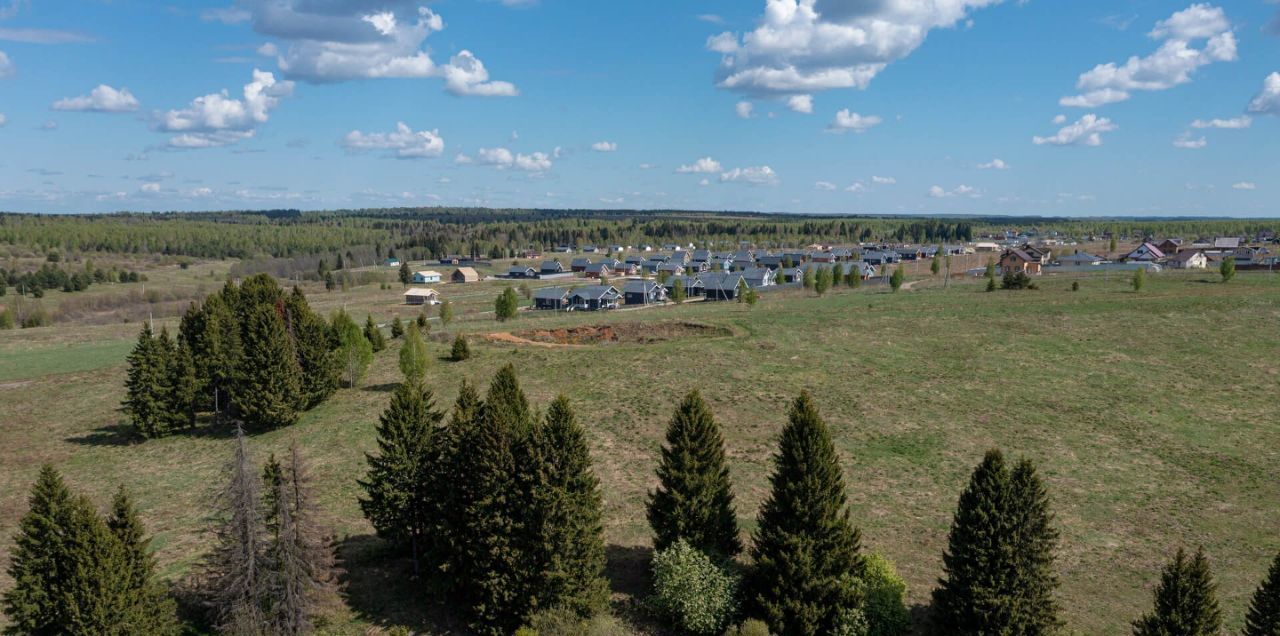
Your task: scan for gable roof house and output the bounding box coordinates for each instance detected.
[663,275,705,297]
[507,265,538,279]
[1213,237,1242,250]
[777,266,804,284]
[842,261,877,280]
[451,267,480,283]
[411,270,442,284]
[624,255,646,265]
[584,263,612,279]
[540,260,565,275]
[1019,244,1052,265]
[702,272,746,301]
[830,247,856,260]
[740,267,777,287]
[568,285,621,311]
[1056,252,1105,266]
[1125,242,1166,262]
[533,287,571,310]
[1157,239,1184,254]
[403,288,440,305]
[999,249,1042,275]
[1167,249,1208,269]
[692,249,712,263]
[808,251,836,263]
[570,257,593,272]
[623,279,668,305]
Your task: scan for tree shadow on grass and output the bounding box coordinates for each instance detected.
[336,534,463,634]
[65,416,238,447]
[605,543,664,633]
[361,382,399,393]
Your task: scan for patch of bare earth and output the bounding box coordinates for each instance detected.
[495,321,731,346]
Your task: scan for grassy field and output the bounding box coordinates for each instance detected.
[1,265,1278,634]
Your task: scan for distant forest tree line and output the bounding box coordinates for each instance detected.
[6,209,1273,269]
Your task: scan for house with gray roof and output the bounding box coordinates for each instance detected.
[568,285,621,311]
[533,287,571,310]
[623,279,667,305]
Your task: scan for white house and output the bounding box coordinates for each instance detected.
[1167,250,1208,269]
[412,270,442,284]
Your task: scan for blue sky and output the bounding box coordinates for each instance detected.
[0,0,1277,216]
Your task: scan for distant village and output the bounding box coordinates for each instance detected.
[390,230,1277,312]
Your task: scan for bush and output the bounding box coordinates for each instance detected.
[651,539,740,635]
[451,334,471,361]
[521,608,629,636]
[723,619,771,636]
[1071,281,1080,292]
[862,553,910,636]
[1001,271,1036,290]
[0,308,14,330]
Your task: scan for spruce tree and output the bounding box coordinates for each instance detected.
[438,300,454,329]
[166,341,198,431]
[364,314,387,353]
[359,378,443,572]
[284,287,340,409]
[647,390,741,558]
[931,450,1061,635]
[451,334,471,361]
[233,303,303,430]
[1008,459,1062,633]
[522,396,609,617]
[106,487,180,634]
[58,493,132,635]
[3,465,75,634]
[390,316,405,339]
[124,323,170,438]
[1244,551,1280,636]
[1132,548,1221,636]
[455,365,533,634]
[437,380,482,592]
[748,391,863,636]
[200,426,268,634]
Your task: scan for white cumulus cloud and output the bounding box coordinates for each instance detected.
[342,122,444,158]
[52,85,140,113]
[814,180,836,190]
[720,165,778,185]
[707,0,1004,97]
[845,181,866,193]
[1232,181,1256,190]
[1060,3,1237,108]
[977,158,1009,170]
[786,94,813,113]
[0,113,6,127]
[676,157,723,173]
[735,101,754,119]
[235,1,515,96]
[871,175,895,185]
[1032,114,1117,146]
[591,141,617,152]
[153,69,293,148]
[827,109,881,134]
[0,50,12,78]
[463,146,552,172]
[929,184,980,198]
[1247,72,1280,115]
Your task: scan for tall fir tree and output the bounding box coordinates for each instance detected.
[3,465,75,634]
[437,380,482,592]
[58,493,132,635]
[166,340,198,431]
[454,365,533,634]
[1008,458,1062,633]
[106,487,180,634]
[931,450,1062,635]
[284,287,341,409]
[647,390,741,558]
[522,396,609,618]
[200,426,268,634]
[748,391,864,636]
[359,378,443,573]
[1244,551,1280,636]
[1132,548,1222,636]
[123,323,171,438]
[233,303,303,431]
